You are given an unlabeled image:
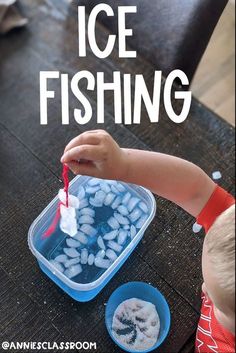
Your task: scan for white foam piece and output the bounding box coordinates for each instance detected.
[81,248,89,265]
[212,171,222,180]
[78,215,95,225]
[122,192,132,205]
[106,249,118,262]
[80,207,95,217]
[74,231,88,244]
[103,230,118,241]
[128,198,140,212]
[129,208,142,223]
[54,254,68,263]
[107,241,123,253]
[104,192,116,206]
[64,257,81,268]
[114,212,129,225]
[117,205,129,216]
[192,222,203,234]
[60,204,76,219]
[50,260,64,273]
[107,217,120,230]
[58,189,80,209]
[80,224,97,237]
[88,254,95,266]
[139,202,148,213]
[117,230,128,245]
[96,249,106,258]
[97,236,106,250]
[130,225,137,239]
[94,257,111,269]
[136,214,148,229]
[66,238,81,248]
[86,186,100,194]
[64,264,83,279]
[78,198,89,209]
[111,196,122,210]
[77,186,86,200]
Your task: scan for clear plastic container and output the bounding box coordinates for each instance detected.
[28,176,156,302]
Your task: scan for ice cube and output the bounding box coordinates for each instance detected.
[80,224,97,237]
[130,225,137,239]
[60,215,78,238]
[81,248,89,265]
[50,260,64,273]
[58,189,80,209]
[96,249,106,258]
[103,230,118,241]
[139,202,148,214]
[66,238,81,248]
[192,222,203,234]
[111,196,122,209]
[89,197,103,208]
[88,254,95,266]
[95,190,106,204]
[129,208,142,223]
[128,197,140,212]
[117,205,129,216]
[54,254,68,263]
[136,215,148,229]
[122,192,132,205]
[64,264,83,279]
[86,186,100,194]
[117,230,128,245]
[78,215,95,225]
[100,182,111,193]
[111,184,120,194]
[74,231,88,244]
[114,212,129,225]
[97,236,106,250]
[94,257,111,269]
[63,248,81,258]
[104,192,116,206]
[212,171,222,180]
[106,249,118,262]
[116,183,126,193]
[123,225,130,230]
[80,208,95,217]
[107,217,120,230]
[64,257,81,268]
[78,198,89,209]
[77,186,86,200]
[107,241,123,253]
[88,178,101,186]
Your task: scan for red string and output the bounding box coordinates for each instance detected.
[43,164,69,238]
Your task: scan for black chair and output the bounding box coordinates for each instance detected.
[78,0,228,83]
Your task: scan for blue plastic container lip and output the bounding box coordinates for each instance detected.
[28,175,156,292]
[105,282,171,353]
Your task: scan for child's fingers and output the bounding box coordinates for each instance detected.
[61,145,103,163]
[64,132,100,153]
[66,161,99,177]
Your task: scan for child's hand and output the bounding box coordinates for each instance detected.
[61,130,127,180]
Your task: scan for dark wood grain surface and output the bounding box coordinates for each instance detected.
[0,1,234,352]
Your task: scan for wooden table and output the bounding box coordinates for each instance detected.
[0,1,234,352]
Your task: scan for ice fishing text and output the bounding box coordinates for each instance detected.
[39,4,192,125]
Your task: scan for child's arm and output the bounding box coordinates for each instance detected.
[61,130,215,217]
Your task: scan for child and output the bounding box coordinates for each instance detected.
[61,130,235,353]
